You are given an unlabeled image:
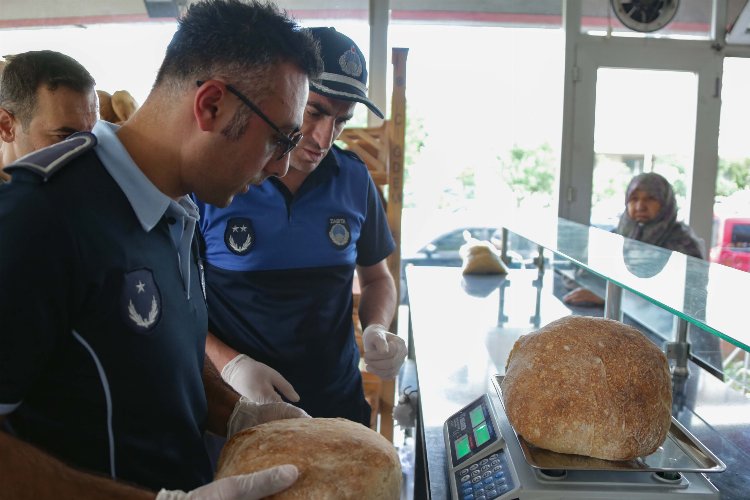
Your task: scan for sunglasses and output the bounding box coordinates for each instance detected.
[196,80,302,160]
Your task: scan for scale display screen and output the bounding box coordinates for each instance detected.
[446,394,498,466]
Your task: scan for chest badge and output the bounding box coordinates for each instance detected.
[121,268,162,333]
[328,216,351,249]
[224,217,255,255]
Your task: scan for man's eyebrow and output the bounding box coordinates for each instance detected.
[308,102,332,115]
[50,126,80,135]
[307,101,353,122]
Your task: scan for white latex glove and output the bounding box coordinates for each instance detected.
[221,354,299,404]
[362,323,408,380]
[155,464,298,500]
[227,396,310,438]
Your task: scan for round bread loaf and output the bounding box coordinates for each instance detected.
[501,316,672,461]
[216,417,401,499]
[111,90,138,123]
[96,90,118,123]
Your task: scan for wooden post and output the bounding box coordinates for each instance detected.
[379,47,409,443]
[338,47,409,442]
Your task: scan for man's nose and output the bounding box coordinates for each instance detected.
[264,154,290,178]
[311,119,336,149]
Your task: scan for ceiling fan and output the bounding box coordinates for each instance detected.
[610,0,680,33]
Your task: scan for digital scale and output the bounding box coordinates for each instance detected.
[443,375,725,499]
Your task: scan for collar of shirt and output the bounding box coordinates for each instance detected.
[92,121,199,297]
[92,120,199,233]
[269,146,341,202]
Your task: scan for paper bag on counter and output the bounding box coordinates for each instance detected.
[460,234,508,275]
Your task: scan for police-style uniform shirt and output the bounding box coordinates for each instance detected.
[197,145,394,425]
[0,121,212,491]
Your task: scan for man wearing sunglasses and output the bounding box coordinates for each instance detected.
[196,28,406,429]
[0,1,321,499]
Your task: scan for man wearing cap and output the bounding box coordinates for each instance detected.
[196,27,406,427]
[0,1,322,498]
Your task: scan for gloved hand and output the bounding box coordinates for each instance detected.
[362,323,407,380]
[227,396,310,438]
[221,354,300,404]
[156,464,298,500]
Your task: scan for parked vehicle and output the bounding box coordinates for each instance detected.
[399,225,532,304]
[710,217,750,272]
[402,227,497,268]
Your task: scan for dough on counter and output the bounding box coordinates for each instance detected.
[216,417,402,499]
[461,240,507,275]
[501,316,672,461]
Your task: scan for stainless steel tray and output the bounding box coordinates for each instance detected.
[491,375,726,473]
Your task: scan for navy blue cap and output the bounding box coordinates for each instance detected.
[308,27,384,119]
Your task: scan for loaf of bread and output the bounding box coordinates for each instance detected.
[501,316,672,461]
[96,90,118,123]
[216,418,401,499]
[461,240,507,275]
[111,90,138,123]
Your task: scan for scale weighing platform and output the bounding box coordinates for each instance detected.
[443,375,725,499]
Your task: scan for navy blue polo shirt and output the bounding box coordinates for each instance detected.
[0,122,211,491]
[196,145,394,424]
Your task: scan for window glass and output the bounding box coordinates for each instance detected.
[0,23,177,105]
[731,224,750,249]
[389,23,564,230]
[590,68,697,230]
[715,57,750,262]
[435,231,467,252]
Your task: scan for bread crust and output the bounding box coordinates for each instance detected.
[216,417,401,499]
[501,316,672,461]
[111,90,138,123]
[96,90,118,123]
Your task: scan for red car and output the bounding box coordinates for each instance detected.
[710,217,750,272]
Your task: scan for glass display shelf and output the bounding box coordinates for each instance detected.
[501,217,749,353]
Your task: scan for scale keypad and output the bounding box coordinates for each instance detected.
[454,450,514,499]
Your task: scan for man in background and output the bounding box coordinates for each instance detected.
[0,1,321,498]
[198,27,406,427]
[0,50,98,184]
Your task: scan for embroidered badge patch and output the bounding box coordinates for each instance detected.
[224,217,254,255]
[328,216,351,248]
[121,268,162,333]
[338,46,363,78]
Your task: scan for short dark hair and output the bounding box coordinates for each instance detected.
[0,50,95,128]
[155,0,322,100]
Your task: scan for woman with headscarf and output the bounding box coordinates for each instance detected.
[564,172,704,306]
[617,172,704,258]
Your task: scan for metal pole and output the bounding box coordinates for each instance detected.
[368,0,389,128]
[535,244,545,273]
[603,281,622,321]
[666,317,690,378]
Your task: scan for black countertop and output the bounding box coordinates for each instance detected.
[406,265,750,500]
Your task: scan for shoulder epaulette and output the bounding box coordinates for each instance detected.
[3,132,97,182]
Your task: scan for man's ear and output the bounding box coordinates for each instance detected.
[193,81,227,132]
[0,108,16,143]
